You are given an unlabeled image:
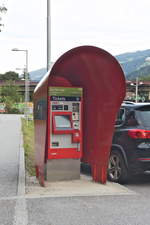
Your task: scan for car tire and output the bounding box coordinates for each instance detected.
[107,150,129,184]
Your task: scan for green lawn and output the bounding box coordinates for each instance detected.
[21,118,36,176]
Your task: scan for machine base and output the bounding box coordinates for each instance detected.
[46,158,80,182]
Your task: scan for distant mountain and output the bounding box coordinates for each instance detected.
[127,65,150,80]
[29,68,47,81]
[29,62,55,81]
[116,49,150,79]
[29,50,150,81]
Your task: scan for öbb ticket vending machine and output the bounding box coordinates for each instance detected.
[47,87,83,181]
[34,46,126,186]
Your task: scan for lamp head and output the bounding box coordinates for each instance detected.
[12,48,19,51]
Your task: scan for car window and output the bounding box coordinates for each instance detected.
[136,106,150,127]
[115,108,125,126]
[125,111,138,126]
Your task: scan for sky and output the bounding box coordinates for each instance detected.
[0,0,150,74]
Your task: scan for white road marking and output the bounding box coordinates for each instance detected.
[13,131,28,225]
[17,134,25,196]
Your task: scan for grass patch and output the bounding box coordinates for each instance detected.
[21,118,36,176]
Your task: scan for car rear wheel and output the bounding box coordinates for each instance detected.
[107,150,129,184]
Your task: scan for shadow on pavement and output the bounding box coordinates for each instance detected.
[128,172,150,185]
[81,163,150,186]
[80,163,91,176]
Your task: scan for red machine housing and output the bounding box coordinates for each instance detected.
[34,45,126,186]
[47,87,83,160]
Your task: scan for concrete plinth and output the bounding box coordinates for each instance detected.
[46,158,80,182]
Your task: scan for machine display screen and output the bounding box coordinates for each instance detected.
[55,115,72,129]
[52,105,63,110]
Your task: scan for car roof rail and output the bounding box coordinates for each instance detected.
[123,101,135,105]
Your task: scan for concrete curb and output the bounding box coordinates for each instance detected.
[13,118,28,225]
[17,132,25,196]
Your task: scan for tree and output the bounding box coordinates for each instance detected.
[0,81,22,113]
[0,71,20,81]
[0,5,7,32]
[139,75,150,81]
[0,6,7,13]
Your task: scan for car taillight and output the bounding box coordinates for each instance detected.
[128,129,150,139]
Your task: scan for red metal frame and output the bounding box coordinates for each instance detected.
[47,96,51,160]
[48,148,81,159]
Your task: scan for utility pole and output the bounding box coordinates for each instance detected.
[47,0,51,71]
[12,49,29,120]
[135,77,138,103]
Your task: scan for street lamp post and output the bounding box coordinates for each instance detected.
[12,48,29,120]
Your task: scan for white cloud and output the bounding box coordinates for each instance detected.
[145,57,150,62]
[0,0,150,73]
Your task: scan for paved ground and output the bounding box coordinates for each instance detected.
[26,174,135,197]
[2,114,150,225]
[0,115,21,197]
[27,193,150,225]
[0,114,22,224]
[0,199,16,225]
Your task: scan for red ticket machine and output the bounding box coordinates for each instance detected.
[46,86,83,181]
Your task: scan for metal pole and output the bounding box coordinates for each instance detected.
[25,50,29,120]
[135,77,138,103]
[11,48,30,121]
[47,0,51,71]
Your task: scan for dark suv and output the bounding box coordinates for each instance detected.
[108,102,150,184]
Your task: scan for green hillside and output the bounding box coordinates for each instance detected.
[127,65,150,80]
[28,49,150,82]
[116,49,150,79]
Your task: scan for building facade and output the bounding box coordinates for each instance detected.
[126,80,150,102]
[0,80,150,102]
